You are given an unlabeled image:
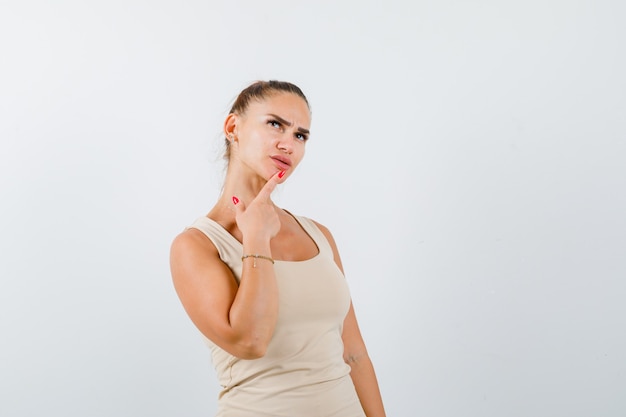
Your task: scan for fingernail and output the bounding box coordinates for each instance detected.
[232,196,239,205]
[278,170,286,178]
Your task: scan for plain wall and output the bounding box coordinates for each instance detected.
[1,1,624,416]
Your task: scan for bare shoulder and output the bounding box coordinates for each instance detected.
[169,227,223,281]
[170,227,217,259]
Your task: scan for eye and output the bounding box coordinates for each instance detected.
[268,119,281,129]
[295,132,309,141]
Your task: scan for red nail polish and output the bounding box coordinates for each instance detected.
[232,196,239,205]
[278,170,286,178]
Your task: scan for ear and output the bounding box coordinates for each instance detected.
[223,113,238,138]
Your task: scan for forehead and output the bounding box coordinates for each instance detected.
[247,92,311,125]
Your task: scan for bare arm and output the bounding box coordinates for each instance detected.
[342,302,386,417]
[315,222,387,417]
[170,173,283,359]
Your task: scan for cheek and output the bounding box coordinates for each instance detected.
[293,146,305,166]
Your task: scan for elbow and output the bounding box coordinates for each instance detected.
[344,353,360,366]
[233,335,270,360]
[223,320,276,359]
[237,344,268,360]
[343,349,370,369]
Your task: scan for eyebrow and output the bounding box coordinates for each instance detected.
[267,113,310,135]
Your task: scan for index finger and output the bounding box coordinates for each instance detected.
[255,170,284,201]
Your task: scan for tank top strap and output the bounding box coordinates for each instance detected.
[289,214,334,258]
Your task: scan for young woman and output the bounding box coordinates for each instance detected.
[170,80,386,417]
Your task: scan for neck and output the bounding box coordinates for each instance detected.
[212,165,278,218]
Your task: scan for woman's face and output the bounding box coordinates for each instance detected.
[233,92,311,181]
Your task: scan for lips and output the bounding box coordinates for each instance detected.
[271,155,292,170]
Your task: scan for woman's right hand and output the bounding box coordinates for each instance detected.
[232,170,285,242]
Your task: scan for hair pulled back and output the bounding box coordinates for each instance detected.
[224,80,310,160]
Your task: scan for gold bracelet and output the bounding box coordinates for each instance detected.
[241,254,275,268]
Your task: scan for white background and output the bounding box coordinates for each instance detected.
[1,1,625,416]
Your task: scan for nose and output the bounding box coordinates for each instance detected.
[277,134,294,154]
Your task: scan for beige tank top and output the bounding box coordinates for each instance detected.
[188,214,365,417]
